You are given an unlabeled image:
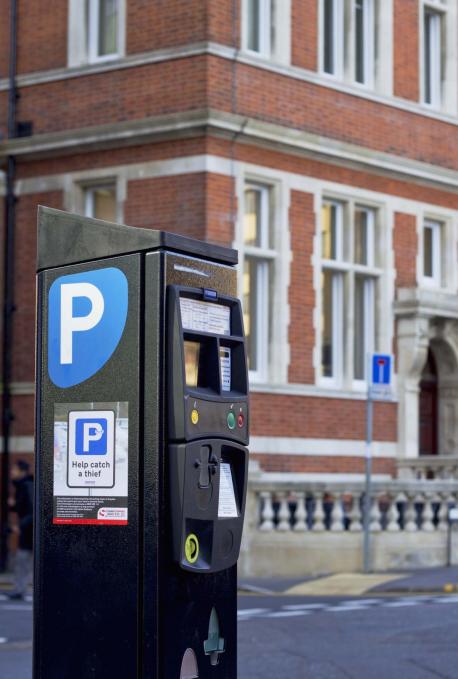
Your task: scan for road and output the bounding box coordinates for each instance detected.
[2,592,458,678]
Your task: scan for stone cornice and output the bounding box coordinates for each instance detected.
[1,109,457,192]
[394,288,458,319]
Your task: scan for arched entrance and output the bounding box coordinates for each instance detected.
[419,349,438,456]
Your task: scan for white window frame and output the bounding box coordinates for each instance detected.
[420,0,457,114]
[83,182,118,220]
[422,219,442,287]
[241,0,291,65]
[68,0,126,68]
[354,0,375,87]
[319,199,382,389]
[422,5,443,108]
[321,0,345,78]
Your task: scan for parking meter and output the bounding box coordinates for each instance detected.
[34,207,249,679]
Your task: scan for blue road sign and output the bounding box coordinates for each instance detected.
[371,354,391,386]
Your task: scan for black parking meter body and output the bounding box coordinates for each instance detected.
[34,207,249,679]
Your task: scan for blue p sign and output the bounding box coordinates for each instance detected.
[48,267,128,388]
[75,418,108,455]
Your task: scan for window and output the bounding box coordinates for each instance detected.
[246,0,271,55]
[68,0,125,67]
[320,201,380,386]
[423,7,443,107]
[423,220,442,286]
[321,0,380,89]
[84,184,117,221]
[242,0,291,64]
[242,184,275,381]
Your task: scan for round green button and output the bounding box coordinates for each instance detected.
[227,412,236,429]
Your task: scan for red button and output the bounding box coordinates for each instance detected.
[237,414,244,428]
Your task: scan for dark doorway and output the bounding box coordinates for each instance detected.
[419,349,438,456]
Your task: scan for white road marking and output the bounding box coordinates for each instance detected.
[0,637,7,644]
[238,608,270,616]
[283,603,326,610]
[265,611,311,618]
[1,604,33,612]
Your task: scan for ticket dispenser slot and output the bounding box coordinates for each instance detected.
[168,286,249,572]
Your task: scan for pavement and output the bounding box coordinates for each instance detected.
[238,565,458,596]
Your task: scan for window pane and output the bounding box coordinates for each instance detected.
[424,10,442,105]
[321,203,338,260]
[87,186,117,221]
[324,0,335,73]
[355,0,365,83]
[354,208,369,264]
[321,270,334,377]
[98,0,118,56]
[243,258,259,372]
[354,276,366,380]
[247,0,261,51]
[244,189,261,246]
[423,225,433,277]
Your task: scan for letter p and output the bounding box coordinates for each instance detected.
[60,283,104,365]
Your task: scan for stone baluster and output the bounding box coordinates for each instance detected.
[330,493,344,532]
[293,492,307,532]
[404,494,418,532]
[259,491,274,531]
[369,495,382,532]
[349,492,363,532]
[385,494,400,532]
[421,493,435,531]
[312,492,326,532]
[437,494,449,531]
[277,493,291,532]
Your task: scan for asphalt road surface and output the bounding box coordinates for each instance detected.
[2,592,458,678]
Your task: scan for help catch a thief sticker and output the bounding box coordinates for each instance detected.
[53,402,128,525]
[48,268,128,388]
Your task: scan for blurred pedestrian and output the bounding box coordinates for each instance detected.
[8,460,34,600]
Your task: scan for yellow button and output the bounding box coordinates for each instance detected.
[191,409,199,425]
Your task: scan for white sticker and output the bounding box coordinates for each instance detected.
[67,410,115,488]
[180,298,230,336]
[218,463,238,518]
[220,347,231,392]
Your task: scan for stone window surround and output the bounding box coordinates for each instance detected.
[419,0,458,115]
[240,0,292,65]
[68,0,127,68]
[318,0,394,96]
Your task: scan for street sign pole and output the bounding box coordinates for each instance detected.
[363,361,373,574]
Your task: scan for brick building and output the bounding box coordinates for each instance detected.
[1,0,458,490]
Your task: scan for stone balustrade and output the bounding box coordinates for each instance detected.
[238,473,458,576]
[397,456,458,481]
[254,480,457,533]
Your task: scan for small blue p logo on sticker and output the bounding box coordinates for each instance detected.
[48,267,128,388]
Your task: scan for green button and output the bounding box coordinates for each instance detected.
[227,412,236,429]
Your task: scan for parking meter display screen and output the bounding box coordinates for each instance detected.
[180,298,230,336]
[184,341,200,387]
[220,347,231,392]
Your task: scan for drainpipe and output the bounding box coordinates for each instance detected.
[0,0,18,573]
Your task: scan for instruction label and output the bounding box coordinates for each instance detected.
[218,463,238,518]
[53,402,128,525]
[220,347,231,392]
[180,298,230,336]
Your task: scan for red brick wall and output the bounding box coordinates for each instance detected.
[0,0,10,79]
[208,0,238,47]
[206,172,234,245]
[126,0,207,54]
[252,453,396,475]
[16,0,67,75]
[291,0,318,71]
[288,190,315,384]
[250,393,397,440]
[394,212,418,288]
[124,173,207,240]
[394,0,419,101]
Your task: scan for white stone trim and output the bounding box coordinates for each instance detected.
[5,110,458,192]
[250,436,397,457]
[68,0,126,68]
[250,472,392,482]
[0,436,34,453]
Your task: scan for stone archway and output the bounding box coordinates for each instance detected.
[396,308,458,459]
